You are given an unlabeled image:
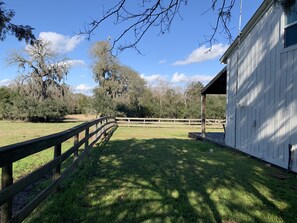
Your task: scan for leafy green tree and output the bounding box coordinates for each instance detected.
[206,95,226,119]
[0,1,35,44]
[0,86,13,119]
[90,41,119,89]
[65,93,93,115]
[92,87,116,117]
[184,82,204,118]
[90,41,150,117]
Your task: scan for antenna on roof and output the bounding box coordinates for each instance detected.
[238,0,243,34]
[234,0,243,149]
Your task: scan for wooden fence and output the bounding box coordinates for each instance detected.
[116,117,225,129]
[0,117,117,223]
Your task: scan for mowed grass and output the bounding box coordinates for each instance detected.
[0,120,84,183]
[23,127,297,223]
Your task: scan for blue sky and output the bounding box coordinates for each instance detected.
[0,0,263,94]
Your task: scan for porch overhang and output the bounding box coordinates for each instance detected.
[200,67,227,138]
[201,67,227,95]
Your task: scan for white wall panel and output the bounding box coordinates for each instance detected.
[225,4,297,170]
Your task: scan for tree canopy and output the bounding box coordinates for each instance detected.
[0,1,35,44]
[3,40,71,121]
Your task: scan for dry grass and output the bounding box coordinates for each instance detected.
[64,114,97,122]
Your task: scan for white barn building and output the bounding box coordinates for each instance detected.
[202,0,297,172]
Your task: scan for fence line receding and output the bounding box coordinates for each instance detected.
[115,117,225,129]
[0,117,117,223]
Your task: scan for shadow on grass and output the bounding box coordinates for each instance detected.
[26,138,297,223]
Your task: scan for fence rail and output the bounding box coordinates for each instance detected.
[115,117,225,129]
[0,117,117,223]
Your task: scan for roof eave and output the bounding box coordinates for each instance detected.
[220,0,274,64]
[201,66,227,95]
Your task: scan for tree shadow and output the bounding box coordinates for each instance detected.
[26,138,297,223]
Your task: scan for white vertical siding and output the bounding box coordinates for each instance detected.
[291,50,297,172]
[225,3,297,170]
[225,54,237,148]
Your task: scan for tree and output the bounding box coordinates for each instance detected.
[0,1,35,44]
[206,95,226,119]
[7,40,71,121]
[276,0,296,13]
[80,0,295,52]
[90,41,119,87]
[8,40,69,101]
[90,41,149,117]
[184,81,204,118]
[0,86,12,119]
[82,0,235,51]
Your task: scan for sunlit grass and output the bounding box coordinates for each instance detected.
[0,120,84,184]
[24,127,297,223]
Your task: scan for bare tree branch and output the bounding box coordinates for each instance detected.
[201,0,235,49]
[79,0,191,52]
[80,0,293,52]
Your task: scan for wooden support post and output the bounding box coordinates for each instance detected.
[74,133,79,159]
[95,123,98,140]
[99,121,102,139]
[1,164,13,223]
[85,128,89,151]
[201,94,206,138]
[53,144,61,181]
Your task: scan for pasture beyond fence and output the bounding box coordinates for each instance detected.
[115,117,225,129]
[0,117,117,223]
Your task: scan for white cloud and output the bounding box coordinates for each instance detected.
[173,43,229,65]
[64,60,85,67]
[76,84,93,91]
[171,72,213,85]
[140,74,165,83]
[72,84,94,95]
[158,59,167,64]
[39,32,84,53]
[0,79,12,86]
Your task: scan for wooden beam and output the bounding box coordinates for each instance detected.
[201,94,206,138]
[1,163,13,223]
[53,144,61,181]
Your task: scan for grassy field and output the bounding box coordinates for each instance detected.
[0,120,84,183]
[18,126,297,223]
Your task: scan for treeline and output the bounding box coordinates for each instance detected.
[0,40,225,121]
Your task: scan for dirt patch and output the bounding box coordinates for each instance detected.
[64,114,97,122]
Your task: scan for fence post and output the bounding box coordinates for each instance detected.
[201,94,206,138]
[74,133,79,159]
[53,144,61,181]
[1,163,13,223]
[85,128,89,151]
[95,122,99,140]
[99,121,102,139]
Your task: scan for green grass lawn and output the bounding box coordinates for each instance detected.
[0,120,84,183]
[22,127,297,223]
